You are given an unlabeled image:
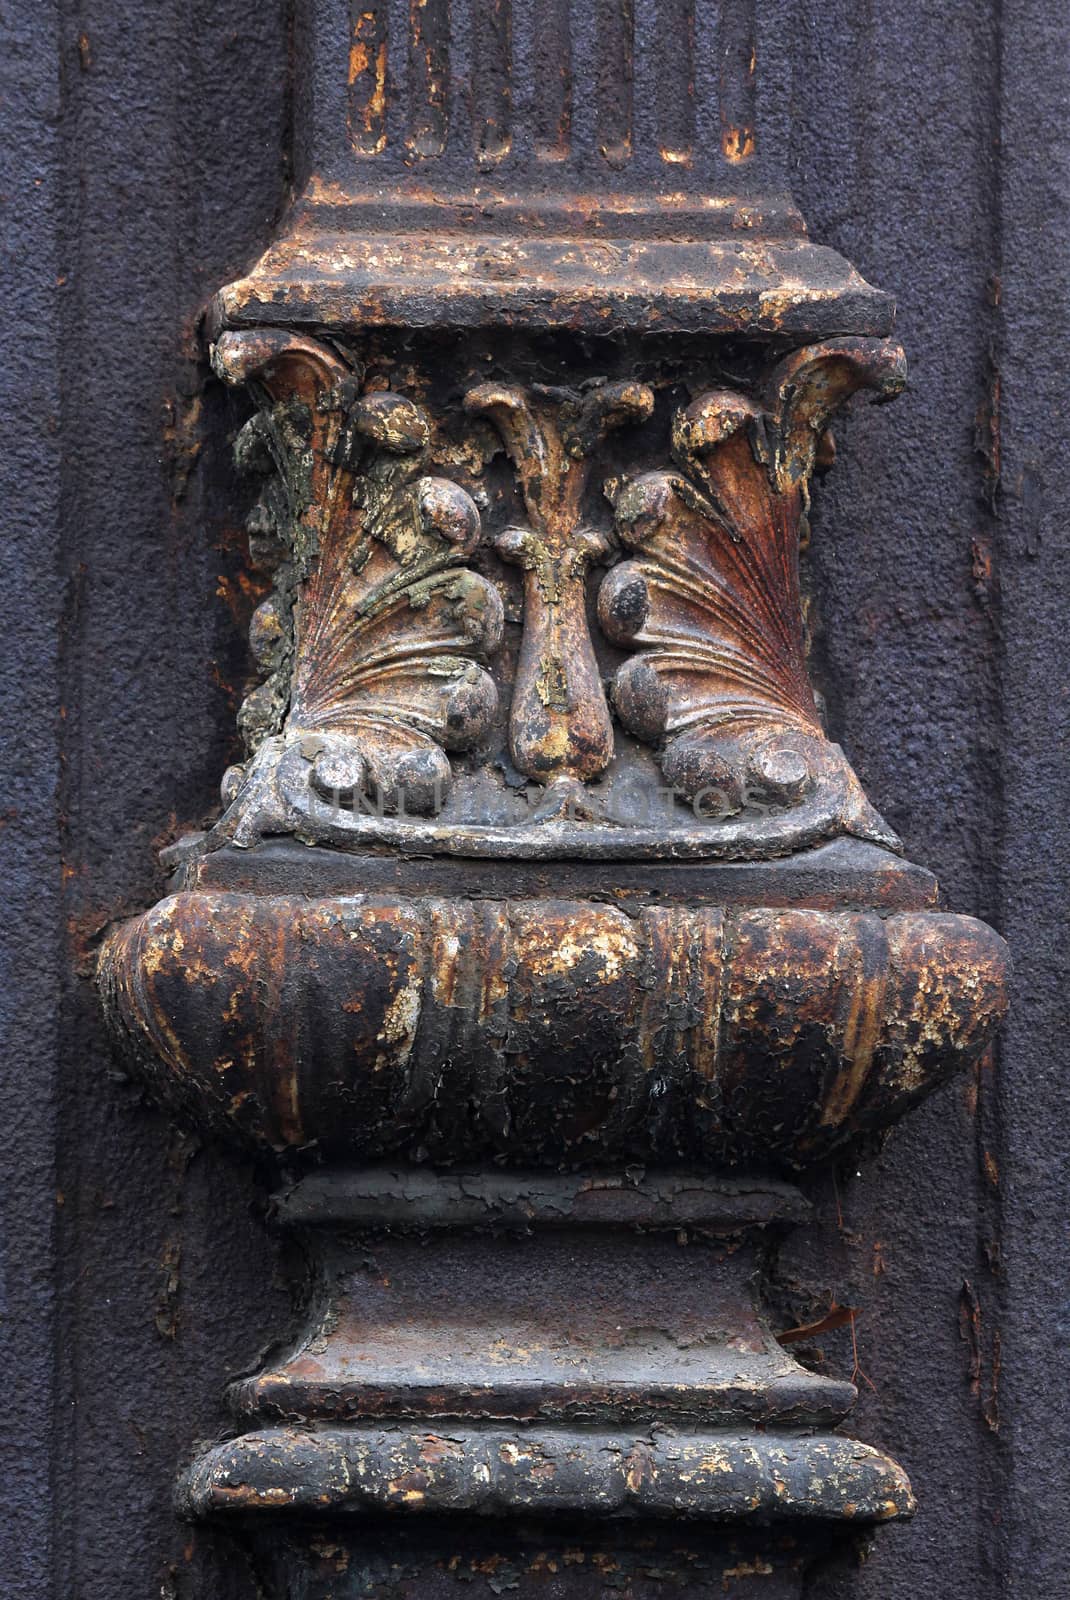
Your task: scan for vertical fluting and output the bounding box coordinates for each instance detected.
[718,0,756,162]
[408,0,451,156]
[342,0,761,181]
[596,0,635,166]
[532,0,572,160]
[471,0,513,164]
[348,0,389,153]
[655,0,695,165]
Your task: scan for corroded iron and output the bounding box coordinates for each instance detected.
[601,339,906,817]
[179,332,913,865]
[465,379,653,791]
[184,1427,913,1523]
[96,2,1010,1596]
[102,877,1006,1167]
[211,329,502,820]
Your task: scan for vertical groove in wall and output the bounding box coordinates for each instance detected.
[471,0,512,164]
[596,0,634,167]
[407,0,451,156]
[348,0,389,153]
[532,0,572,160]
[656,0,695,165]
[718,0,755,163]
[1,1,64,1593]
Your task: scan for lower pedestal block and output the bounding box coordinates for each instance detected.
[98,845,1006,1595]
[234,1519,866,1600]
[177,1168,911,1594]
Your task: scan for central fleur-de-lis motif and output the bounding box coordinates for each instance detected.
[465,381,653,811]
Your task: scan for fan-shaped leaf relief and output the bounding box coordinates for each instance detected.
[598,338,905,844]
[206,330,503,846]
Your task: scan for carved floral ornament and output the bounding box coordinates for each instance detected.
[189,330,906,865]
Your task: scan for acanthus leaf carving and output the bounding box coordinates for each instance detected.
[181,335,911,863]
[207,330,503,848]
[598,337,906,842]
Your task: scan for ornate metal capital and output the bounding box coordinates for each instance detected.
[179,331,914,869]
[98,4,1009,1596]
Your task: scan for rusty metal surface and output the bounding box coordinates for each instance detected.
[213,228,895,338]
[183,835,941,910]
[245,1522,862,1600]
[270,1166,815,1229]
[180,1427,914,1522]
[99,882,1007,1168]
[293,0,790,194]
[3,3,1069,1600]
[73,0,1017,1575]
[211,0,896,338]
[179,330,909,865]
[226,1186,856,1430]
[178,1181,916,1556]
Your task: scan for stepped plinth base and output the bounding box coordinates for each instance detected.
[179,1169,911,1593]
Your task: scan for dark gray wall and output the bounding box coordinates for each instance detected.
[1,3,1066,1597]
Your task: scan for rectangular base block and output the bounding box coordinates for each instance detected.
[240,1518,834,1600]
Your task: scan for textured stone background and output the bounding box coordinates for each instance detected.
[1,2,1067,1595]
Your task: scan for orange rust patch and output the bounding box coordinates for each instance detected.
[722,125,756,162]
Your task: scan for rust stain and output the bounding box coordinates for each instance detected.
[98,891,1008,1167]
[959,1279,1001,1431]
[959,1279,983,1393]
[161,391,203,503]
[349,9,388,154]
[465,381,652,785]
[154,1239,182,1340]
[722,125,755,162]
[777,1302,860,1345]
